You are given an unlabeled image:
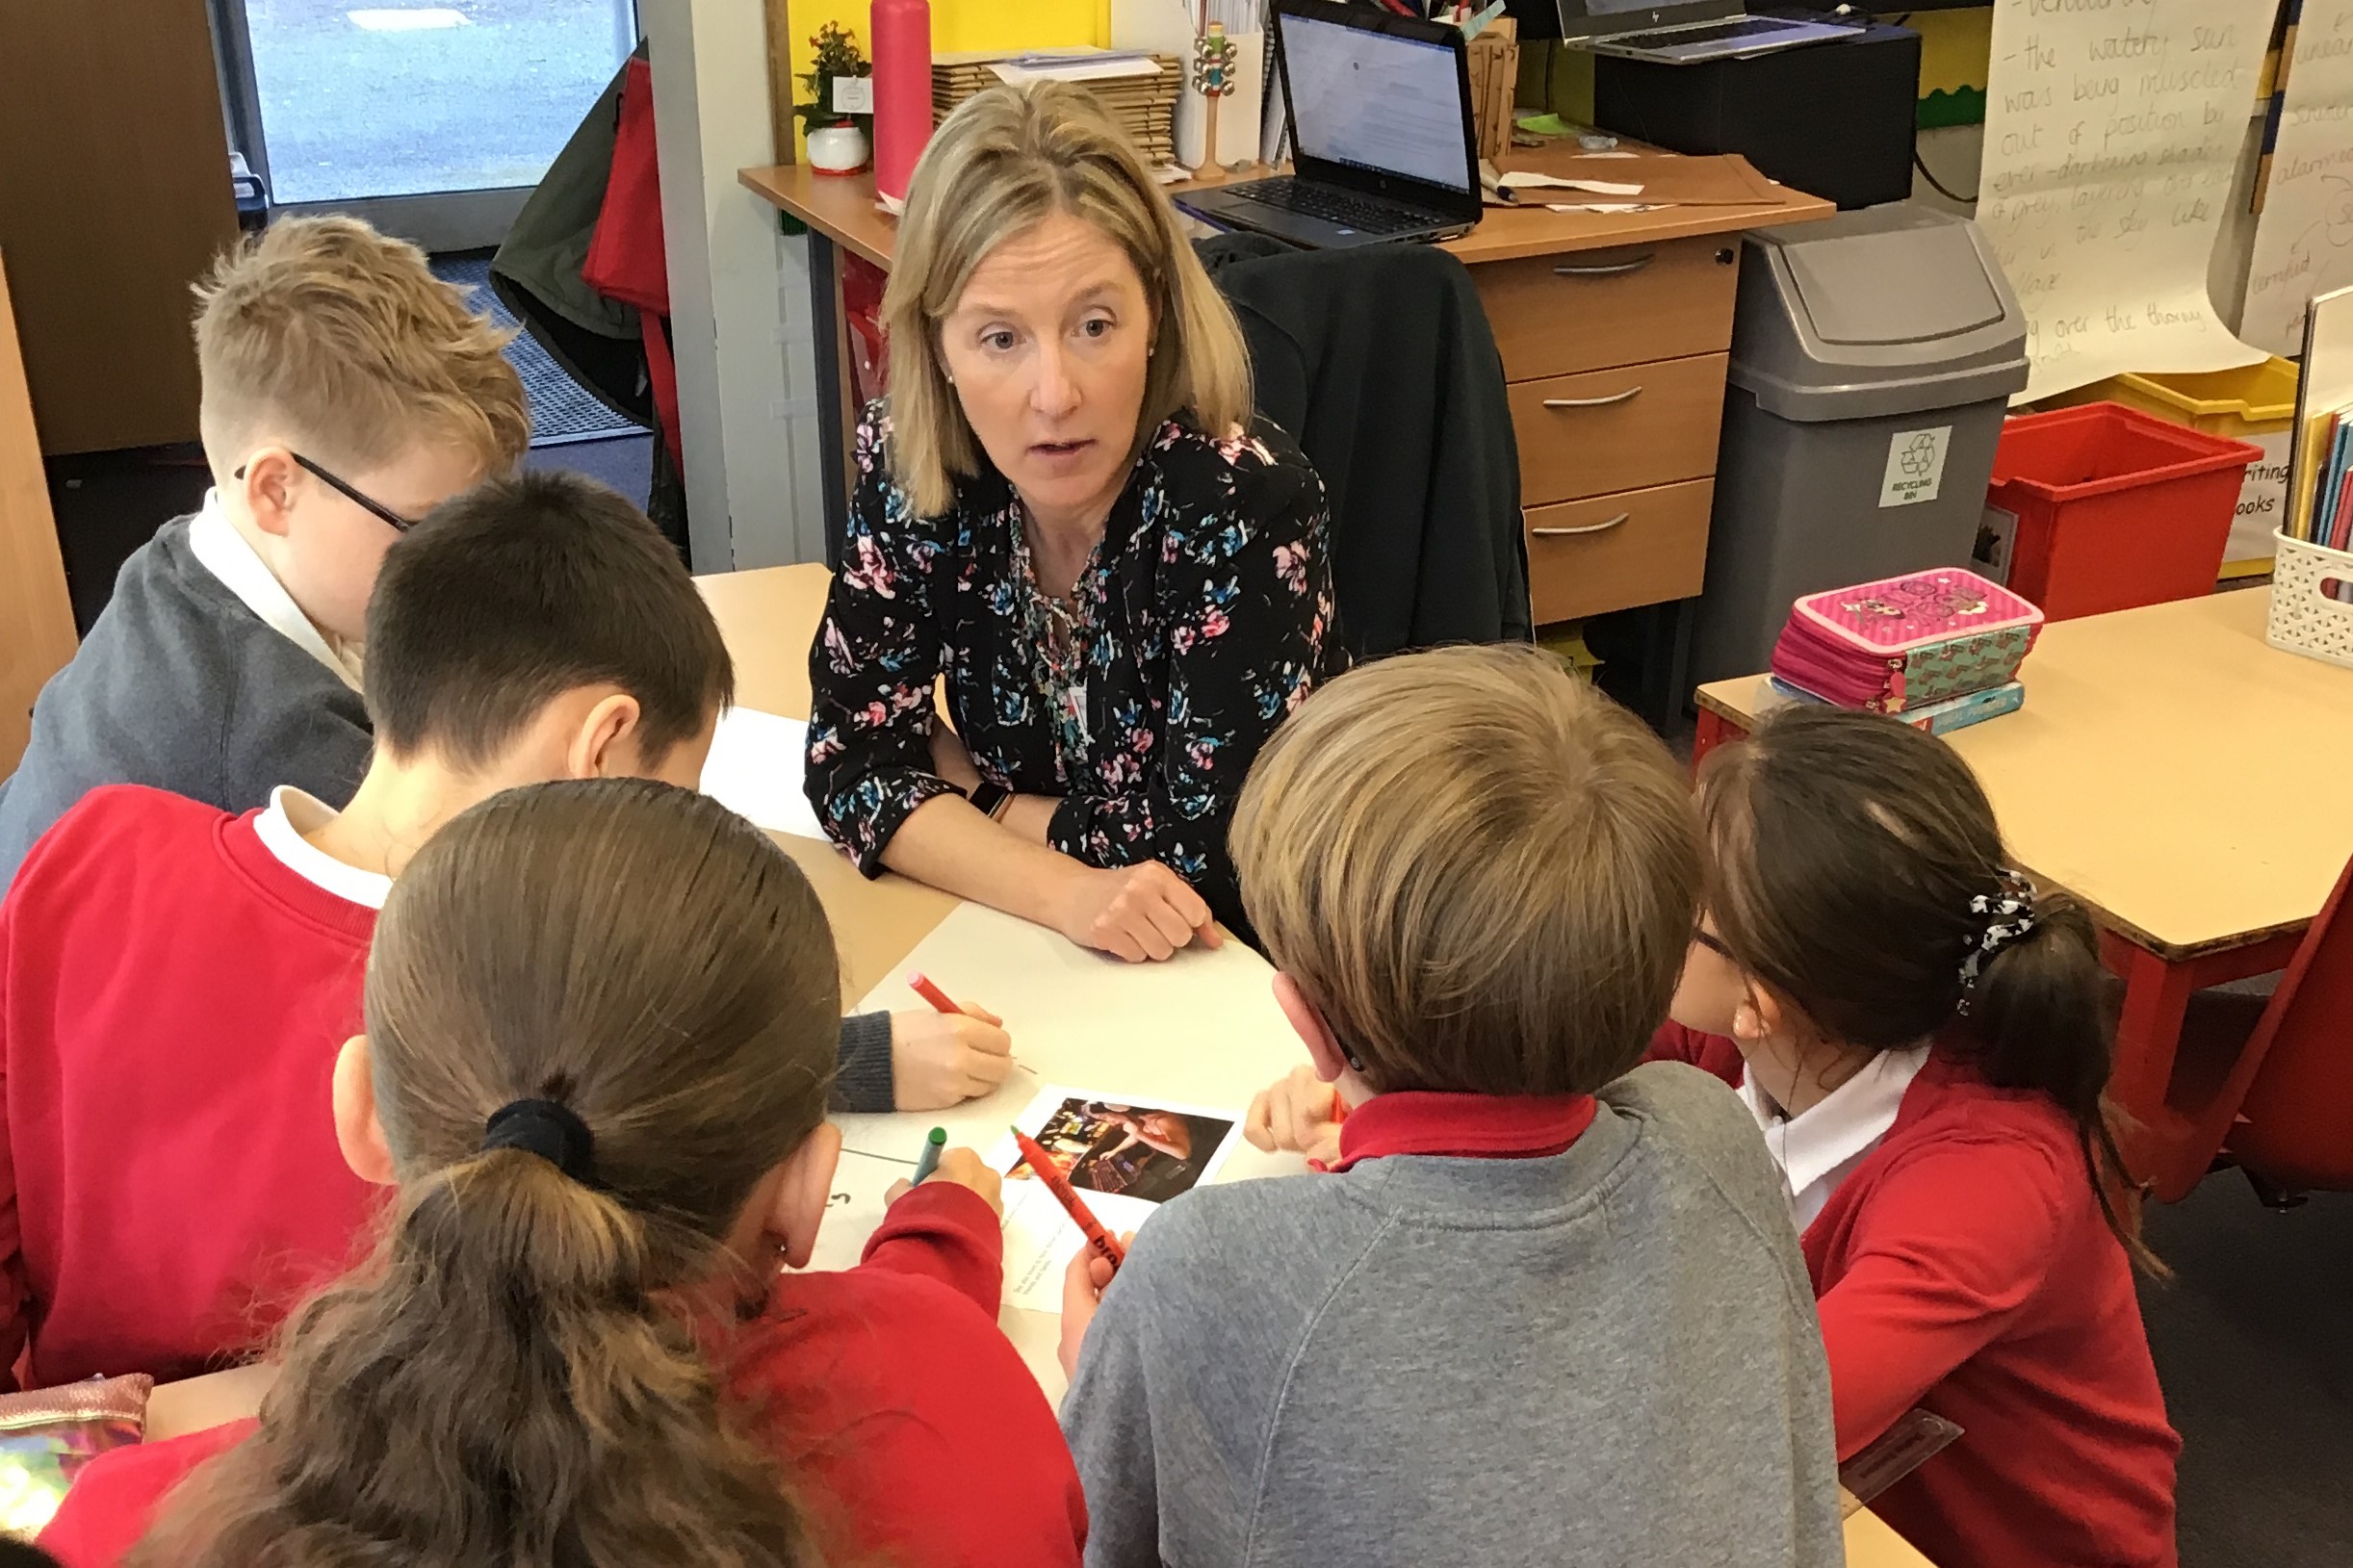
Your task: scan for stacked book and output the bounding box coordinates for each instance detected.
[1767,569,2043,738]
[933,51,1182,167]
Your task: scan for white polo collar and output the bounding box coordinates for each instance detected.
[1741,1043,1930,1231]
[187,490,365,691]
[251,785,391,911]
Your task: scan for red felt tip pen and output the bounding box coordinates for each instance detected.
[1012,1128,1126,1271]
[907,971,961,1015]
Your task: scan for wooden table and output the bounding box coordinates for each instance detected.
[1694,588,2353,1201]
[738,150,1830,721]
[697,563,1932,1568]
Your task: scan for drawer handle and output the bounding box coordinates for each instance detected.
[1542,386,1643,409]
[1532,512,1631,538]
[1554,254,1656,277]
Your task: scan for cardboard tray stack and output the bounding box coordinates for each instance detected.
[933,53,1182,167]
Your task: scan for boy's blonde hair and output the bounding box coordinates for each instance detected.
[193,216,530,479]
[1232,646,1702,1097]
[882,81,1253,517]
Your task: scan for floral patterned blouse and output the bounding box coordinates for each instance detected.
[805,401,1340,929]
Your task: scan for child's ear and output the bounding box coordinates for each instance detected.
[763,1123,844,1271]
[1734,982,1790,1046]
[1272,972,1351,1085]
[331,1035,398,1187]
[567,692,645,780]
[241,448,301,539]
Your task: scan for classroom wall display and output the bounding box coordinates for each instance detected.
[2244,0,2353,355]
[1977,0,2274,401]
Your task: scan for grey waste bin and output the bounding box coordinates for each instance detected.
[1689,202,2030,687]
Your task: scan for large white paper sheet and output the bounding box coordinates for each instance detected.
[801,900,1309,1396]
[2244,1,2353,355]
[833,900,1309,1177]
[1976,0,2271,401]
[699,707,826,841]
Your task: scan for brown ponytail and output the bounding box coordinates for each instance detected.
[132,778,843,1568]
[1699,707,2159,1273]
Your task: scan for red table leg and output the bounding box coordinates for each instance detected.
[2100,929,2306,1202]
[2104,939,2199,1198]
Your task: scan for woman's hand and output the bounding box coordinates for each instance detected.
[1056,862,1225,963]
[1245,1065,1344,1166]
[889,1006,1015,1110]
[888,1146,1004,1216]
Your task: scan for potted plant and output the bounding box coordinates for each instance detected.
[800,22,874,175]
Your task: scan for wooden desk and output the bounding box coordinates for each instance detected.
[1694,588,2353,1200]
[737,152,1831,716]
[0,252,76,775]
[704,562,1933,1568]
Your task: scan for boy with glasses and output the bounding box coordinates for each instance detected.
[0,217,528,894]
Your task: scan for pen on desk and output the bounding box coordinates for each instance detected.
[912,1126,946,1184]
[1012,1128,1127,1272]
[907,971,961,1015]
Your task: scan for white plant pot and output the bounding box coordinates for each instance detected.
[808,124,870,175]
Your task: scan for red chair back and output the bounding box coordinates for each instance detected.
[2226,851,2353,1193]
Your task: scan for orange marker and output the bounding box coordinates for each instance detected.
[1012,1128,1126,1271]
[907,971,961,1015]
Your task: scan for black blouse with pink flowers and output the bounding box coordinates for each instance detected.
[804,401,1340,929]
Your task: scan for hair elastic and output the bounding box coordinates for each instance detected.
[480,1098,599,1187]
[1956,869,2038,1015]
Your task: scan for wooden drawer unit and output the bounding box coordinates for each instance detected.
[1524,478,1714,625]
[1509,351,1729,506]
[1476,237,1740,382]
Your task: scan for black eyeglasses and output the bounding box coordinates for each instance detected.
[233,452,422,533]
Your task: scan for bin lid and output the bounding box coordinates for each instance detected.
[1729,203,2031,423]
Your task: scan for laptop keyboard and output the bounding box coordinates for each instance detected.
[1622,15,1801,46]
[1227,178,1435,236]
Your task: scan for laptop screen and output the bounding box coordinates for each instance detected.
[1283,13,1473,194]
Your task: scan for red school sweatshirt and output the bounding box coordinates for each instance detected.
[1650,1023,2180,1568]
[40,1183,1087,1568]
[0,785,380,1389]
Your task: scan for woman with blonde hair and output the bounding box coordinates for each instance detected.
[805,82,1340,963]
[39,779,1086,1568]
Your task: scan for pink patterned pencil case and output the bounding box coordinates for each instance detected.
[1770,569,2044,713]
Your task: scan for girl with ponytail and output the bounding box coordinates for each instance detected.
[1653,706,2178,1568]
[42,779,1086,1568]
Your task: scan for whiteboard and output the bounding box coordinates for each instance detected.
[1976,0,2273,401]
[2244,0,2353,356]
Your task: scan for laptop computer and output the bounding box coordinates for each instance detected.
[1558,0,1861,64]
[1174,0,1481,251]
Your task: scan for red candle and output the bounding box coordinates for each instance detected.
[870,0,932,205]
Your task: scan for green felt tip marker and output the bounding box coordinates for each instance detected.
[913,1126,946,1184]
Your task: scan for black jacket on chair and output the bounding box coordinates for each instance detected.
[1198,236,1530,657]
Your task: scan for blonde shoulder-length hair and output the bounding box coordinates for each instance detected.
[881,81,1254,518]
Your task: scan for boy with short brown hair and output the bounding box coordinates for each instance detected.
[1057,644,1845,1568]
[0,216,530,893]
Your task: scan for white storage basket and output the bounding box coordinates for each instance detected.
[2267,527,2353,670]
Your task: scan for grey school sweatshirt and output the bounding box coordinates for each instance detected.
[0,516,371,897]
[1061,1062,1845,1568]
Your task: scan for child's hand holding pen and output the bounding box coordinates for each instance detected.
[1057,1228,1138,1381]
[891,972,1015,1111]
[887,1144,1004,1216]
[1244,1065,1346,1167]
